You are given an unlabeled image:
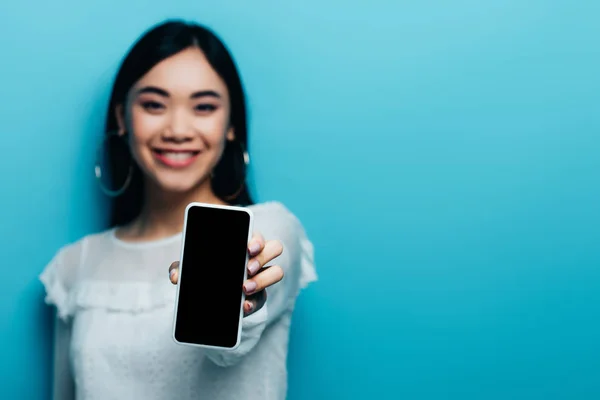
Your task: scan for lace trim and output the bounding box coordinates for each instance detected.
[71,280,177,314]
[39,262,71,321]
[40,232,316,321]
[41,270,177,320]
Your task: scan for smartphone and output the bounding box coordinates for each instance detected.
[172,202,253,350]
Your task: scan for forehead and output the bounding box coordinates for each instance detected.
[134,47,228,97]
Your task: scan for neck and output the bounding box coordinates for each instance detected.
[122,179,227,241]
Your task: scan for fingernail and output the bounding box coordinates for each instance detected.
[249,242,261,255]
[169,269,176,281]
[244,281,257,294]
[247,260,260,275]
[246,301,254,313]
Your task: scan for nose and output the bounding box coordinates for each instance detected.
[163,108,193,141]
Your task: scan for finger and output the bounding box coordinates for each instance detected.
[247,239,283,276]
[243,265,284,295]
[243,291,267,316]
[169,261,179,284]
[248,232,265,257]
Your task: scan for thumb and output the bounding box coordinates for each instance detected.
[169,261,179,284]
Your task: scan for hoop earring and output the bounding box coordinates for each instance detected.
[223,141,250,201]
[94,131,133,197]
[212,140,250,201]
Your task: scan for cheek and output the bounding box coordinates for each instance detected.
[129,109,164,143]
[127,109,164,159]
[193,113,230,159]
[120,112,159,174]
[194,115,228,145]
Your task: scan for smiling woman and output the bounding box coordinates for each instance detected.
[114,47,236,197]
[38,19,317,400]
[104,24,253,227]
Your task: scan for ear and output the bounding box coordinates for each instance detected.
[226,126,235,142]
[115,104,126,136]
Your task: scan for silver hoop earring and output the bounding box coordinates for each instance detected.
[211,139,250,201]
[94,131,133,197]
[240,141,250,165]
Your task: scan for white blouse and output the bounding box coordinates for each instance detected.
[40,201,317,400]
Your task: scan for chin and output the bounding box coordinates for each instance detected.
[144,169,203,193]
[157,179,204,194]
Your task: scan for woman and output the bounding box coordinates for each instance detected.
[39,19,317,400]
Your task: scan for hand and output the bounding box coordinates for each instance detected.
[168,232,285,317]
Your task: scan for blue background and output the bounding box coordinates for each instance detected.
[1,1,599,398]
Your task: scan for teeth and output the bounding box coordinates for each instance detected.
[162,152,194,160]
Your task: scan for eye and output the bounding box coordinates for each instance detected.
[141,101,165,112]
[194,104,217,114]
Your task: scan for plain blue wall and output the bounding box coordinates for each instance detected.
[1,1,599,398]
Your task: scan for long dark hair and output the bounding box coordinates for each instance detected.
[104,19,253,227]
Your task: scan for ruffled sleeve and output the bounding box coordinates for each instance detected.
[204,201,317,367]
[39,242,83,400]
[39,241,83,321]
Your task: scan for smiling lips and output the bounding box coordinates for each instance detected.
[152,149,201,168]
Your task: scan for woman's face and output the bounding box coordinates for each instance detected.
[116,47,234,194]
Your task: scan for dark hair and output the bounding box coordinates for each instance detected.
[104,19,253,227]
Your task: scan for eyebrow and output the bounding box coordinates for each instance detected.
[136,86,221,99]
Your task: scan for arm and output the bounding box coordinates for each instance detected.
[203,205,315,367]
[51,315,75,400]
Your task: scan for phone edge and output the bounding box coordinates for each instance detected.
[171,202,254,351]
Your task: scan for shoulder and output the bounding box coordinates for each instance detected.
[247,201,317,288]
[43,229,114,286]
[247,201,304,238]
[248,200,303,226]
[52,229,113,266]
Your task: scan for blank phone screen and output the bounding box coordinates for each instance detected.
[174,205,251,348]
